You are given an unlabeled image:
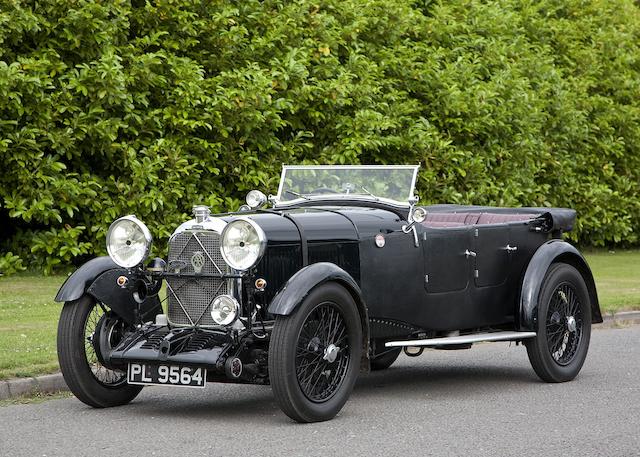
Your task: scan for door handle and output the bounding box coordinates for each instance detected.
[505,244,518,252]
[464,249,477,258]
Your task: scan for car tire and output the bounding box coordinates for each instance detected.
[370,346,401,371]
[57,295,143,408]
[525,263,592,383]
[269,282,362,423]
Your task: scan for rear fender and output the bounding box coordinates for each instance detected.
[268,262,370,372]
[519,240,602,331]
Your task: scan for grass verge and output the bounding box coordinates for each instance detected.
[584,249,640,314]
[0,249,638,379]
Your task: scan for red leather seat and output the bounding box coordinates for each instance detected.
[424,213,469,223]
[421,221,465,228]
[476,213,538,224]
[421,211,538,228]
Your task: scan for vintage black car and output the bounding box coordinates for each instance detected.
[55,165,602,422]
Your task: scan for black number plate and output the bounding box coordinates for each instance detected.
[127,363,206,388]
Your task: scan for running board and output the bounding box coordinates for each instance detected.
[385,331,537,348]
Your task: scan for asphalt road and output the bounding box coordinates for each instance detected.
[1,325,638,457]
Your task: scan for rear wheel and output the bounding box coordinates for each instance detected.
[57,295,142,407]
[525,264,592,383]
[269,283,362,423]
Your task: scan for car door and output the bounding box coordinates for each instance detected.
[473,225,511,287]
[422,226,474,293]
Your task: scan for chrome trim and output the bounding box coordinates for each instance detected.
[166,216,238,329]
[169,217,227,243]
[219,217,267,271]
[246,190,267,209]
[165,281,196,326]
[385,331,537,348]
[210,294,240,325]
[106,215,153,268]
[193,205,211,223]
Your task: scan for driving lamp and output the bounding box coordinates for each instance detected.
[211,295,240,325]
[246,190,267,209]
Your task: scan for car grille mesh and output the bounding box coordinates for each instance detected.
[166,230,230,327]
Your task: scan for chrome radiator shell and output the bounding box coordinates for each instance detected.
[166,224,231,328]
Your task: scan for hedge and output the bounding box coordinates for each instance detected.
[1,0,639,274]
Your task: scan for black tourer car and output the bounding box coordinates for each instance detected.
[55,165,602,422]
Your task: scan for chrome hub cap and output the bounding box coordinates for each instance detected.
[566,315,577,333]
[323,344,340,363]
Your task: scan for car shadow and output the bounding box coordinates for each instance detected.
[122,359,538,424]
[353,361,537,398]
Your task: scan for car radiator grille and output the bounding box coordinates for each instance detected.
[166,230,230,327]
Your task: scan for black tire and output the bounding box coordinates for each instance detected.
[269,282,362,423]
[57,295,142,408]
[525,263,592,383]
[370,347,402,371]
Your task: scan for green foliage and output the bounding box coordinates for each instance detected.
[0,252,26,275]
[1,0,639,272]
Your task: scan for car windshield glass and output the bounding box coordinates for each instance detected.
[277,165,419,206]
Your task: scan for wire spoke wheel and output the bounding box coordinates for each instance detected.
[525,263,592,383]
[83,304,126,387]
[269,282,362,423]
[58,295,143,408]
[295,302,350,403]
[545,284,583,366]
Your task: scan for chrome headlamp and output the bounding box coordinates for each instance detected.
[106,215,152,268]
[220,218,266,271]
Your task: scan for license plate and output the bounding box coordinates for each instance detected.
[127,363,206,388]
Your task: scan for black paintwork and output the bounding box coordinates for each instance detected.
[87,269,162,325]
[55,256,118,302]
[268,262,370,370]
[519,239,602,331]
[54,256,161,325]
[235,202,599,335]
[55,198,601,380]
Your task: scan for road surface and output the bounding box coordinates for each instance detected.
[1,325,638,456]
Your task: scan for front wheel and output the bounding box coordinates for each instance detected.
[57,295,142,407]
[525,263,592,383]
[269,282,362,423]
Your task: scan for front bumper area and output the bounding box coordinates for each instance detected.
[106,324,268,384]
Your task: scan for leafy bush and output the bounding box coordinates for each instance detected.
[1,0,639,273]
[0,252,26,276]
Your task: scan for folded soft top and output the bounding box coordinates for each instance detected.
[424,204,577,233]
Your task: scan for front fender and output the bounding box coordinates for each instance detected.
[55,256,161,325]
[519,240,602,331]
[55,257,118,302]
[268,262,371,372]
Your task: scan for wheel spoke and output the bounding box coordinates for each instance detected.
[545,283,583,365]
[83,302,127,387]
[295,302,350,402]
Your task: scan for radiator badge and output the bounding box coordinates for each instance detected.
[191,251,205,274]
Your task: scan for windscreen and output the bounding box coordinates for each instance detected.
[277,165,418,206]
